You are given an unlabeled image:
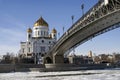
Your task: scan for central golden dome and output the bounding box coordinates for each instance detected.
[34,17,48,27]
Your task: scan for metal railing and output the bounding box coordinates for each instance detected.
[47,0,120,55]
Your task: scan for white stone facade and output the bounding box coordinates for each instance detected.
[20,17,57,59]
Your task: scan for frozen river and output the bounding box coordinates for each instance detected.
[0,68,120,80]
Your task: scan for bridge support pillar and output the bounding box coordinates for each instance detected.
[53,55,64,64]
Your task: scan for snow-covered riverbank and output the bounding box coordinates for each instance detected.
[0,69,120,80]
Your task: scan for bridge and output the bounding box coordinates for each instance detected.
[44,0,120,64]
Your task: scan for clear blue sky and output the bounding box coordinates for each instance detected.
[0,0,120,55]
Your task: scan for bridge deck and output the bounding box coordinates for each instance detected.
[45,0,120,63]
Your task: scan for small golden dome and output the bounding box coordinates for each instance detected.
[52,28,57,33]
[27,28,32,33]
[34,17,48,27]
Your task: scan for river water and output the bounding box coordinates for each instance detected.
[0,68,120,80]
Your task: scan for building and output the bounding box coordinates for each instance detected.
[19,17,57,63]
[88,51,93,58]
[68,55,93,64]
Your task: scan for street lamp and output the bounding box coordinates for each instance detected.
[63,26,65,34]
[81,4,84,16]
[71,15,74,25]
[58,32,60,39]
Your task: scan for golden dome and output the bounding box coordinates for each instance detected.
[27,28,32,33]
[52,28,57,33]
[34,17,48,27]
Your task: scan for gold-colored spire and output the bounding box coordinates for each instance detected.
[52,28,57,33]
[27,28,32,33]
[34,16,48,27]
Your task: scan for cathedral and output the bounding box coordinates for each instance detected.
[20,17,57,61]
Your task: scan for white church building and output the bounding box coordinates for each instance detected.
[20,17,57,61]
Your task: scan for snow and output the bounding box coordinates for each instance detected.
[0,69,120,80]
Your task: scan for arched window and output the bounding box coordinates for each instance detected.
[41,31,43,36]
[38,31,39,35]
[28,34,31,38]
[41,46,45,52]
[44,31,46,36]
[22,48,24,53]
[28,48,30,52]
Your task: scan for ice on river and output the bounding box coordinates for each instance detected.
[0,69,120,80]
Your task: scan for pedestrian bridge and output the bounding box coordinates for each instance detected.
[45,0,120,64]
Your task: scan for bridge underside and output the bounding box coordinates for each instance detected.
[45,0,120,64]
[44,52,64,64]
[47,10,120,64]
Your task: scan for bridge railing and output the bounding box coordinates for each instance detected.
[47,0,120,55]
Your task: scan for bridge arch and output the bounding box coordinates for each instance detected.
[45,0,120,64]
[45,57,53,63]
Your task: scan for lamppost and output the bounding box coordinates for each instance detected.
[63,26,65,34]
[58,32,60,39]
[71,15,74,25]
[81,4,84,16]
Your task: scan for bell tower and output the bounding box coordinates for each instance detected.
[51,28,57,40]
[27,28,32,41]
